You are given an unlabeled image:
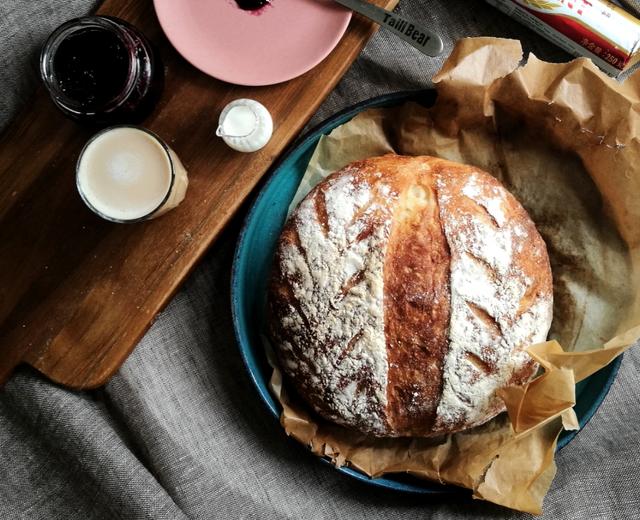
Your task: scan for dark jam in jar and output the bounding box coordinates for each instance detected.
[40,16,163,124]
[53,28,129,110]
[235,0,271,11]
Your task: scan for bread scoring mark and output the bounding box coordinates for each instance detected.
[349,174,393,223]
[460,218,514,275]
[466,301,502,336]
[349,191,377,226]
[516,282,537,318]
[465,351,492,374]
[463,250,497,282]
[282,278,312,331]
[291,226,312,281]
[461,173,507,227]
[337,329,365,365]
[340,269,366,298]
[330,269,366,310]
[463,194,501,227]
[314,187,330,236]
[353,219,375,243]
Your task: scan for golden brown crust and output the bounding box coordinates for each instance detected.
[268,154,553,438]
[383,157,451,435]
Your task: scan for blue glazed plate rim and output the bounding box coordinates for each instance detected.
[230,89,623,495]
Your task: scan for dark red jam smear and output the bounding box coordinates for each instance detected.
[52,27,130,110]
[235,0,271,10]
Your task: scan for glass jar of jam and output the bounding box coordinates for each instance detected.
[40,16,163,125]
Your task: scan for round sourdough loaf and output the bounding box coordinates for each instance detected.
[267,155,553,437]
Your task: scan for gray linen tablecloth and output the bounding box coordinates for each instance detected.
[1,1,639,518]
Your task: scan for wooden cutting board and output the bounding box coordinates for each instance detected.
[0,0,397,389]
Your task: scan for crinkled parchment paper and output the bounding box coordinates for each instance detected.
[270,37,640,514]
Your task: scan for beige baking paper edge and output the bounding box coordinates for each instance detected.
[269,37,640,514]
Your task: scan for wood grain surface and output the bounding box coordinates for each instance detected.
[0,0,396,389]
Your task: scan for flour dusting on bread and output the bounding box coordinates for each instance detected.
[274,168,396,434]
[269,155,553,437]
[434,171,553,430]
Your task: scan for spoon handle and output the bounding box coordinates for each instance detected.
[333,0,444,57]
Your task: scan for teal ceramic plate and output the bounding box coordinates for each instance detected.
[231,90,622,494]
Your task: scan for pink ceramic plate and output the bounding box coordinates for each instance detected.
[153,0,352,86]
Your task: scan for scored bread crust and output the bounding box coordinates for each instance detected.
[268,155,553,437]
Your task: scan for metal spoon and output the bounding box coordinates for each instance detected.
[332,0,444,57]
